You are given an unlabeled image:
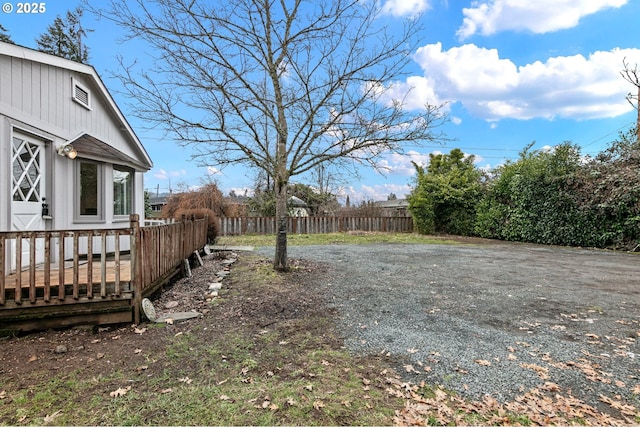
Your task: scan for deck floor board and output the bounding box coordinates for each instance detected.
[3,260,132,289]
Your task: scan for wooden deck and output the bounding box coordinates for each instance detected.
[0,214,209,332]
[5,259,132,289]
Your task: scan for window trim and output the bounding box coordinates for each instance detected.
[113,165,134,219]
[72,78,92,110]
[75,159,104,223]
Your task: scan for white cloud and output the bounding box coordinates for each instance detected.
[381,0,430,18]
[377,150,437,176]
[340,183,413,202]
[457,0,628,40]
[152,168,187,180]
[207,166,223,176]
[409,43,640,121]
[378,75,449,111]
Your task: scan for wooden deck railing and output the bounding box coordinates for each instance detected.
[133,215,208,321]
[0,227,134,307]
[218,216,414,236]
[0,214,208,328]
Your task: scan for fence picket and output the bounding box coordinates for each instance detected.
[218,216,413,236]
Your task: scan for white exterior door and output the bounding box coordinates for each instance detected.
[11,134,46,268]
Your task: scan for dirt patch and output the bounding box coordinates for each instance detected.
[0,253,330,385]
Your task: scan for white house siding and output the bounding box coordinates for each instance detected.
[0,56,140,163]
[0,43,152,263]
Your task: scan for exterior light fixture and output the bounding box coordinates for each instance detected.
[56,143,78,159]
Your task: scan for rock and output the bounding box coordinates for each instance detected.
[155,311,201,323]
[216,270,230,278]
[221,259,236,266]
[209,283,222,291]
[55,345,67,354]
[164,301,179,309]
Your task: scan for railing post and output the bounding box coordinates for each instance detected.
[129,214,141,324]
[0,236,5,306]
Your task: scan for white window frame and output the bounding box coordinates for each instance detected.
[75,160,104,222]
[113,166,134,219]
[72,77,92,110]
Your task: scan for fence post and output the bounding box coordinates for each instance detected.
[130,214,141,324]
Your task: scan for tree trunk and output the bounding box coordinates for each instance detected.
[636,85,640,143]
[273,125,289,271]
[274,179,288,271]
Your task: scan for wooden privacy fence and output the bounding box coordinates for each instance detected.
[0,214,208,330]
[219,216,414,236]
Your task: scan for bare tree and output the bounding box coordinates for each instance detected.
[621,57,640,142]
[90,0,446,271]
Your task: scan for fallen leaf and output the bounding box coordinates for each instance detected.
[508,354,518,361]
[161,388,172,394]
[407,348,419,354]
[179,376,193,385]
[219,395,231,401]
[304,384,313,391]
[279,340,289,345]
[286,398,297,406]
[165,318,174,325]
[342,400,352,407]
[321,360,331,365]
[135,365,148,372]
[134,349,142,354]
[43,410,62,424]
[109,386,131,397]
[28,355,37,363]
[404,364,416,373]
[475,359,492,366]
[96,353,105,359]
[268,403,279,411]
[0,390,6,399]
[134,327,147,334]
[313,400,325,410]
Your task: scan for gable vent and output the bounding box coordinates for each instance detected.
[72,78,91,110]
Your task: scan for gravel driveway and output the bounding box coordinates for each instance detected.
[257,241,640,410]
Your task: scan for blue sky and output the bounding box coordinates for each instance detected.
[3,0,640,202]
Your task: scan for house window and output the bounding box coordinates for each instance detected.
[113,166,132,216]
[72,78,91,110]
[78,161,102,218]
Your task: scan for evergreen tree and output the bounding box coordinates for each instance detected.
[0,24,13,44]
[408,148,483,235]
[35,7,90,63]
